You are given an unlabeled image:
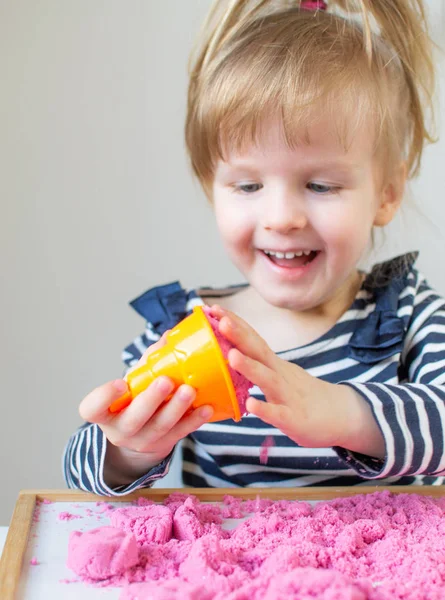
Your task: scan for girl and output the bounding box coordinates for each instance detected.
[64,0,444,495]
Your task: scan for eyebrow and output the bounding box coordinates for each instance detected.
[221,159,364,174]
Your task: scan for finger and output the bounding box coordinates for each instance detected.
[107,376,177,440]
[163,404,214,443]
[246,396,289,429]
[120,383,198,443]
[228,348,284,403]
[138,331,170,365]
[208,304,225,319]
[132,404,214,453]
[125,332,170,378]
[211,306,275,367]
[247,397,307,444]
[79,379,129,425]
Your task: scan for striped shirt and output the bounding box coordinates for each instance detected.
[63,253,445,494]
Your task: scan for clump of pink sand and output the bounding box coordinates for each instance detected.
[120,580,211,600]
[110,504,173,544]
[67,491,445,599]
[203,307,252,415]
[67,526,139,580]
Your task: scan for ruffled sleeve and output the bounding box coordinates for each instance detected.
[346,254,417,365]
[122,282,200,368]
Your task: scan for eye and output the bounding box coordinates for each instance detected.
[307,182,337,194]
[234,182,263,194]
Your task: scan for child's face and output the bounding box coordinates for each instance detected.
[212,117,400,313]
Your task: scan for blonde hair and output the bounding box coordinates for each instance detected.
[185,0,436,196]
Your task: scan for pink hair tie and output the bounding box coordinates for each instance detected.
[300,1,327,10]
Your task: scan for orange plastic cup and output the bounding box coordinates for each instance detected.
[109,306,241,422]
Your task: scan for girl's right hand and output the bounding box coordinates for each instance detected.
[78,333,214,483]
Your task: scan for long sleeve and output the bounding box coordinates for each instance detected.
[335,273,445,479]
[62,422,175,495]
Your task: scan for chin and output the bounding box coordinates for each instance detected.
[261,290,315,312]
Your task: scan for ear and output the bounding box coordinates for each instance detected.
[373,162,407,227]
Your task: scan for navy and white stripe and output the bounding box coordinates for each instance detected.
[63,253,445,494]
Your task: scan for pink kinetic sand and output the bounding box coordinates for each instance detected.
[58,511,82,521]
[110,504,173,544]
[203,307,252,415]
[66,490,445,599]
[120,580,211,600]
[67,526,139,580]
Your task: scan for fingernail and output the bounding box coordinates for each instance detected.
[156,377,174,394]
[211,304,224,314]
[224,317,236,331]
[112,379,128,394]
[199,406,213,419]
[178,386,194,402]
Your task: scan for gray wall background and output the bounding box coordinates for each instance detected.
[1,1,444,525]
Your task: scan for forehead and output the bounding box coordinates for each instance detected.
[218,114,377,170]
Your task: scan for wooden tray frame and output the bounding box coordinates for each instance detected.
[2,485,445,600]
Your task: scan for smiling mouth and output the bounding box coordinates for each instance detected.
[262,249,319,268]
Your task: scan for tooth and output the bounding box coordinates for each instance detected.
[303,250,311,256]
[275,252,284,259]
[285,252,295,259]
[294,251,303,257]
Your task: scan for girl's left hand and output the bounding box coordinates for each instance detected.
[210,306,383,455]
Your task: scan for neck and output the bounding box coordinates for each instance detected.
[245,269,364,325]
[218,270,365,352]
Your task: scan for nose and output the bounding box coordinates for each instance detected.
[262,191,308,233]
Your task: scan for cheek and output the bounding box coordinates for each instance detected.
[214,202,254,247]
[314,203,374,252]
